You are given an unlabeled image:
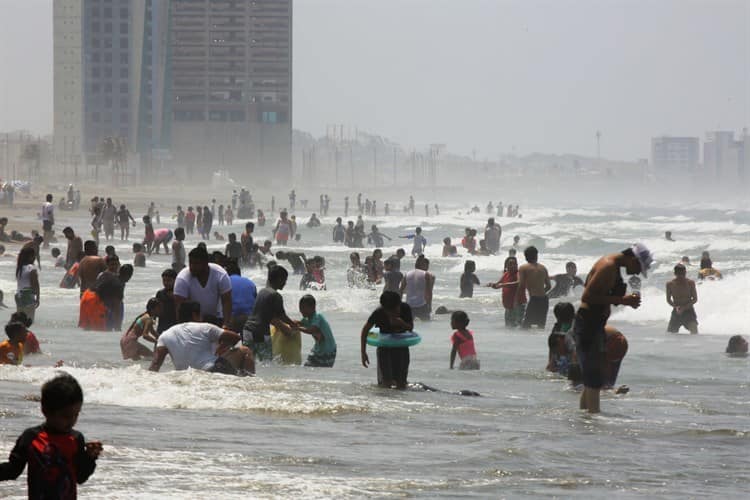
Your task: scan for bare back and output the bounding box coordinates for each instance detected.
[519,262,550,297]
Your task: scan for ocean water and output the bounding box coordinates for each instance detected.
[1,204,748,499]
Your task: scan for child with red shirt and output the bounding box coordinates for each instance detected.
[449,310,480,370]
[0,373,102,497]
[490,256,526,327]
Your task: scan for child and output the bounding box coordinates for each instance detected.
[213,231,225,241]
[359,291,414,389]
[224,205,233,226]
[298,294,337,367]
[0,322,27,365]
[10,311,41,355]
[490,256,525,327]
[546,302,576,376]
[382,257,403,293]
[132,242,146,267]
[120,298,160,360]
[156,269,177,335]
[51,247,65,268]
[460,260,480,298]
[172,227,186,272]
[0,373,102,495]
[225,232,242,261]
[449,310,480,370]
[142,215,155,254]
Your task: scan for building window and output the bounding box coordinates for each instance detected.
[261,111,277,123]
[120,37,128,48]
[209,110,228,121]
[104,67,112,78]
[120,53,128,64]
[104,52,112,63]
[92,53,100,63]
[229,110,246,122]
[92,112,100,123]
[92,67,100,77]
[92,22,100,33]
[120,67,128,78]
[120,7,128,17]
[120,23,128,34]
[121,97,129,108]
[92,38,100,48]
[104,7,112,16]
[120,82,128,93]
[92,83,100,93]
[105,83,113,93]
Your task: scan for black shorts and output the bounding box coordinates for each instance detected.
[574,309,606,389]
[522,296,549,328]
[376,346,410,387]
[208,356,237,375]
[411,304,431,321]
[42,220,53,232]
[667,307,698,333]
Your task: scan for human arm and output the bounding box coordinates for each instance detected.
[298,322,323,342]
[141,317,158,344]
[689,280,698,306]
[450,344,457,369]
[514,267,526,306]
[581,261,641,309]
[149,346,169,371]
[472,274,480,286]
[220,290,233,329]
[399,275,407,298]
[665,282,674,307]
[360,319,375,367]
[75,433,99,484]
[543,268,551,293]
[0,429,32,480]
[425,272,434,309]
[30,269,40,307]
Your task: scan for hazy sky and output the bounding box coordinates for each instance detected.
[1,0,748,160]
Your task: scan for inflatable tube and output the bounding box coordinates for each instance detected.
[366,329,421,348]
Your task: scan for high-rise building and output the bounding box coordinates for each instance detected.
[650,136,700,172]
[169,0,292,182]
[703,130,746,183]
[53,0,292,182]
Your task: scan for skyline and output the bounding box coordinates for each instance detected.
[1,0,749,161]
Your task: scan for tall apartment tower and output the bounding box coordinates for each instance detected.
[169,0,293,182]
[54,0,169,171]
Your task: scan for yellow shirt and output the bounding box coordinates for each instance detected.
[0,340,23,365]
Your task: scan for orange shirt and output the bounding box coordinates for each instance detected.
[78,289,108,331]
[0,340,23,365]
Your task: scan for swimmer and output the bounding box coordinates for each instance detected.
[132,243,146,268]
[725,335,748,357]
[548,262,584,299]
[665,231,675,241]
[515,246,551,329]
[449,310,480,370]
[666,264,699,334]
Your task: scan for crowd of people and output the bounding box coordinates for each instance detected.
[0,188,746,496]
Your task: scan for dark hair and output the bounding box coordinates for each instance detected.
[726,335,747,354]
[228,232,237,242]
[84,240,98,256]
[16,246,36,278]
[146,297,160,314]
[41,373,83,413]
[225,260,241,276]
[119,264,134,282]
[51,247,61,257]
[524,246,538,263]
[161,268,177,279]
[5,321,26,340]
[10,311,33,327]
[379,291,401,309]
[268,265,288,285]
[245,222,254,231]
[451,310,469,327]
[188,245,210,262]
[553,302,575,323]
[178,301,201,323]
[548,332,564,350]
[299,294,316,308]
[174,227,185,240]
[464,260,476,273]
[674,263,686,274]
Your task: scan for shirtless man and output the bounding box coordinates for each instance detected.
[548,261,584,298]
[515,246,551,329]
[63,227,83,270]
[78,241,107,295]
[575,243,651,413]
[666,263,698,334]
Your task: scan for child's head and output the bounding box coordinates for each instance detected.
[142,215,151,224]
[161,268,177,290]
[299,294,316,317]
[726,335,748,356]
[227,232,235,242]
[174,227,185,241]
[119,264,134,283]
[524,246,539,263]
[146,297,161,317]
[5,321,27,343]
[133,242,143,253]
[105,245,116,257]
[450,310,470,330]
[105,254,120,273]
[51,247,61,258]
[379,291,402,313]
[349,252,360,265]
[373,249,382,260]
[674,263,687,277]
[464,260,476,273]
[565,261,577,275]
[415,227,422,234]
[443,237,451,245]
[553,302,576,325]
[41,373,84,433]
[10,311,33,327]
[504,256,518,273]
[384,258,394,271]
[245,222,255,232]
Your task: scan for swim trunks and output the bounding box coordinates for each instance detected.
[522,296,549,329]
[208,356,237,375]
[667,307,698,333]
[376,346,410,387]
[573,308,606,389]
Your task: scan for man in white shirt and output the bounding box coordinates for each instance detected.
[149,301,254,375]
[41,193,55,249]
[174,246,233,327]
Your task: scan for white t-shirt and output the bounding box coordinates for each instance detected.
[17,264,36,291]
[157,322,223,370]
[41,202,54,222]
[174,263,232,318]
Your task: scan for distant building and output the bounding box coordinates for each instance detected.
[169,0,292,182]
[650,136,700,172]
[703,130,746,183]
[53,0,292,182]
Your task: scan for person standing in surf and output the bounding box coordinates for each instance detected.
[574,243,651,413]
